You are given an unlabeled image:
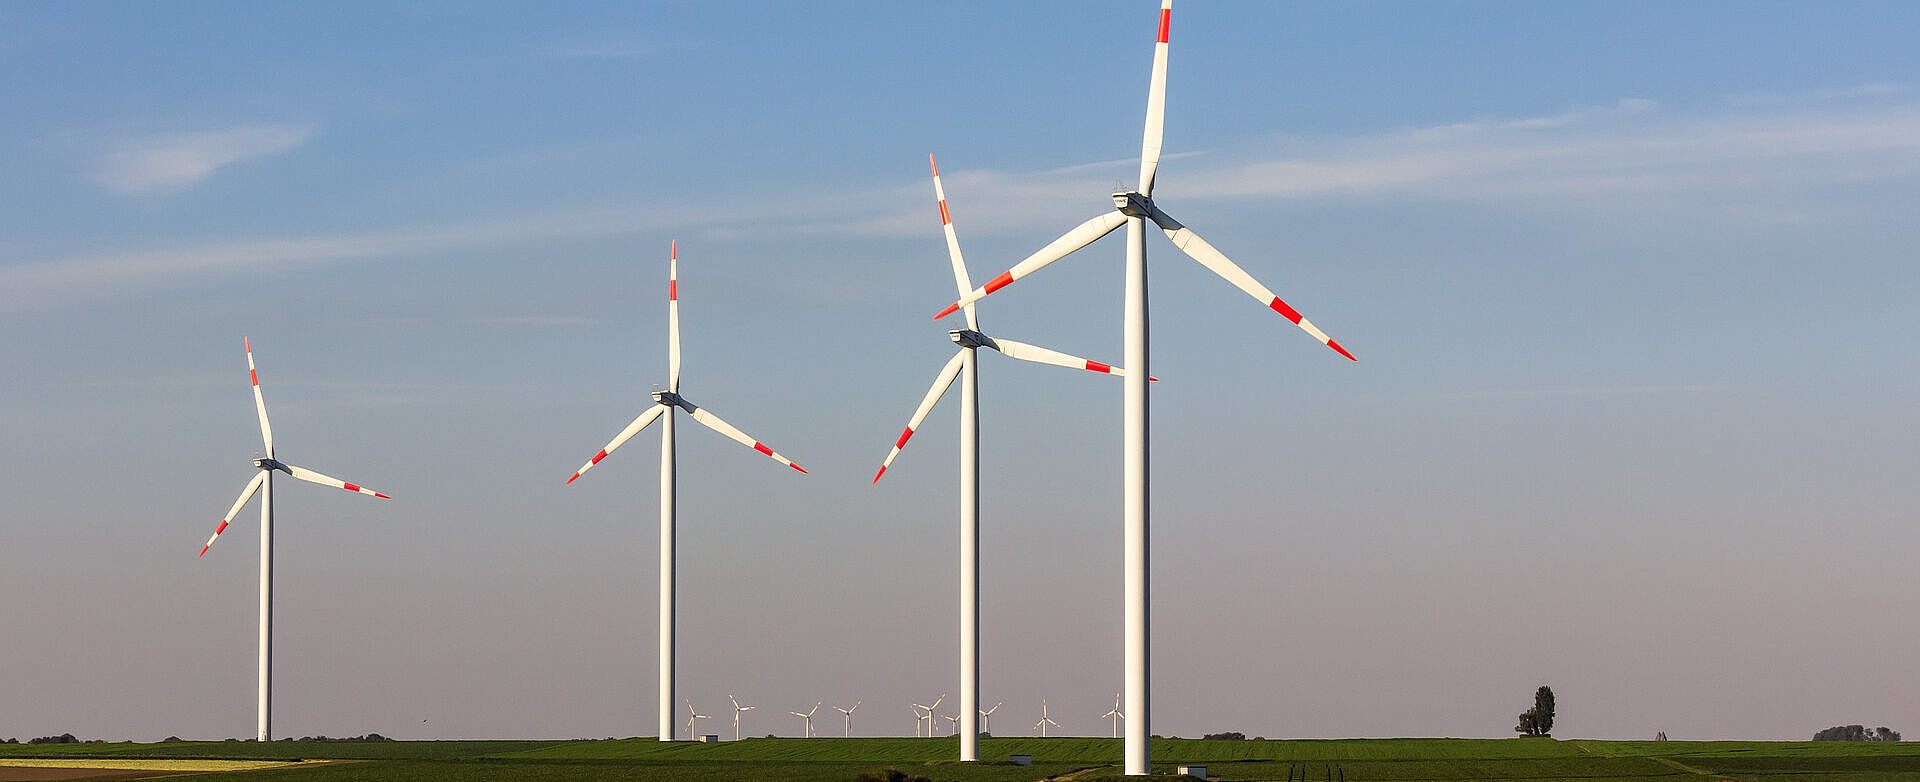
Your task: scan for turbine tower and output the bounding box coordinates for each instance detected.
[788,702,820,738]
[684,700,709,741]
[567,242,808,742]
[934,2,1356,773]
[979,702,1001,736]
[833,701,861,738]
[1102,693,1125,738]
[728,693,756,741]
[875,153,1141,763]
[197,337,391,741]
[1034,700,1060,738]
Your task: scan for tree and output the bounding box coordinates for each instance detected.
[1515,686,1555,737]
[1814,725,1901,742]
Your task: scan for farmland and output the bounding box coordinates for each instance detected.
[4,737,1919,781]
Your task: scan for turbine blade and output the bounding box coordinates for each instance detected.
[1148,205,1356,361]
[1139,0,1172,195]
[986,336,1156,381]
[199,472,266,557]
[244,337,273,457]
[685,401,807,473]
[668,240,682,392]
[872,349,967,483]
[566,404,668,484]
[285,464,391,499]
[930,153,978,331]
[935,211,1127,319]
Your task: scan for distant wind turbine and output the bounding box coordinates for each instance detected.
[566,242,807,742]
[834,701,861,737]
[1102,693,1125,738]
[1034,700,1061,738]
[911,693,944,738]
[728,693,756,741]
[684,701,710,741]
[942,713,960,736]
[789,702,820,738]
[979,702,1002,736]
[197,337,391,741]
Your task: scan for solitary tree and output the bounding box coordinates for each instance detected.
[1515,685,1556,737]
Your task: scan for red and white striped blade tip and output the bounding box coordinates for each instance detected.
[933,302,960,320]
[871,465,888,484]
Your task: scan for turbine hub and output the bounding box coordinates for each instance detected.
[252,457,290,474]
[948,329,993,349]
[650,390,688,410]
[1112,191,1152,217]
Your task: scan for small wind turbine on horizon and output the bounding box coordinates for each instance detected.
[834,701,861,737]
[942,713,960,736]
[932,2,1357,774]
[685,701,710,741]
[911,693,944,738]
[874,153,1143,764]
[728,693,756,741]
[197,337,391,741]
[979,702,1001,736]
[565,242,807,743]
[1102,693,1125,738]
[1034,700,1061,738]
[789,702,820,738]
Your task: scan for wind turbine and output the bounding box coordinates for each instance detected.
[911,693,944,738]
[1102,693,1125,738]
[833,701,861,737]
[933,2,1356,774]
[1034,700,1061,738]
[197,337,391,741]
[942,713,960,736]
[685,700,710,741]
[979,702,1001,736]
[789,702,820,738]
[875,153,1142,763]
[728,693,756,741]
[566,242,807,742]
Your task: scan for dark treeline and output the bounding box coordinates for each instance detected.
[1814,725,1902,742]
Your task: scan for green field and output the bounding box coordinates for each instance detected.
[4,737,1919,781]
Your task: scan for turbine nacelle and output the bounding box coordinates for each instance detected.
[947,329,995,350]
[1112,190,1153,217]
[251,457,292,475]
[649,390,693,412]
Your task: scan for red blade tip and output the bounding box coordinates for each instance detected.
[198,546,209,558]
[1328,340,1357,361]
[374,492,391,499]
[565,473,580,485]
[790,463,807,474]
[1149,376,1161,382]
[928,153,939,177]
[933,302,959,320]
[872,466,887,484]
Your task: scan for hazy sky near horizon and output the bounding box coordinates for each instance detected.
[3,1,1918,743]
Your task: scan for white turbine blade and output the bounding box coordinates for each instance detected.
[872,348,966,484]
[285,464,392,500]
[565,404,668,484]
[244,337,273,457]
[668,240,682,392]
[1148,205,1356,361]
[1139,0,1172,195]
[199,471,266,558]
[929,153,978,331]
[934,211,1127,319]
[987,336,1156,381]
[685,401,808,474]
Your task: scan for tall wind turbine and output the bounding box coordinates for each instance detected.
[1101,693,1125,738]
[566,242,807,742]
[876,154,1141,763]
[198,337,391,741]
[934,2,1356,773]
[789,702,820,738]
[685,701,710,741]
[728,693,756,741]
[979,702,1001,736]
[833,701,861,738]
[1034,700,1061,738]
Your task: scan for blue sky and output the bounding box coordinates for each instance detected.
[3,2,1918,743]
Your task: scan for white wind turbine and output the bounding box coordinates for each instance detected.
[942,713,960,736]
[833,701,861,738]
[875,154,1143,763]
[1034,700,1061,738]
[789,702,820,738]
[979,702,1002,736]
[728,693,756,741]
[1102,693,1125,738]
[911,693,944,738]
[933,2,1356,774]
[197,337,391,741]
[685,700,710,741]
[566,242,808,742]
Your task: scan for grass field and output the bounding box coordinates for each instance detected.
[4,737,1919,781]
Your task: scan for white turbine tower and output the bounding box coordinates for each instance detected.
[934,2,1356,773]
[789,702,820,738]
[197,337,391,741]
[834,701,861,738]
[874,154,1141,763]
[685,700,709,741]
[566,242,808,742]
[1034,700,1061,738]
[728,693,756,741]
[1102,693,1125,738]
[979,702,1001,736]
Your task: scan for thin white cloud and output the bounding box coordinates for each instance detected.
[87,123,317,195]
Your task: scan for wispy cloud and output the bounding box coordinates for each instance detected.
[86,123,317,195]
